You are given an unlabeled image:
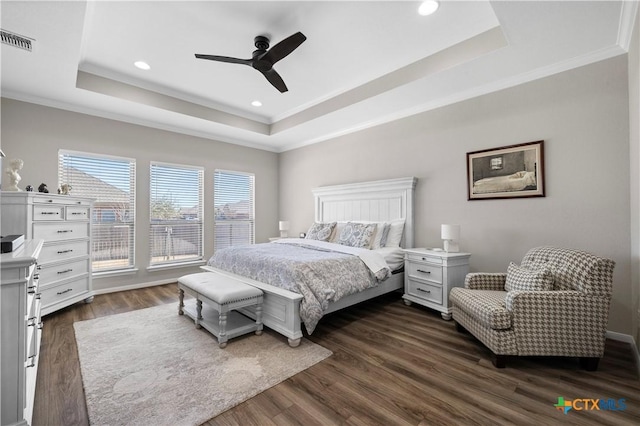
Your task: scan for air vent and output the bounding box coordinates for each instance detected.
[1,29,34,51]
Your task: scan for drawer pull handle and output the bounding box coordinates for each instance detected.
[41,211,59,215]
[57,249,73,254]
[71,212,86,215]
[35,293,41,300]
[416,269,431,274]
[27,285,36,294]
[27,317,37,327]
[57,269,73,275]
[56,288,73,295]
[33,273,40,280]
[417,288,431,294]
[38,322,43,330]
[57,230,73,233]
[26,355,36,368]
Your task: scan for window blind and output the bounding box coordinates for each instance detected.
[150,162,204,266]
[214,170,255,251]
[58,150,136,273]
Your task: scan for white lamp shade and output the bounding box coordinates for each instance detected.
[279,221,290,231]
[441,224,460,240]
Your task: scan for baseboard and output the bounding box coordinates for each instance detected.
[92,278,177,296]
[606,330,640,378]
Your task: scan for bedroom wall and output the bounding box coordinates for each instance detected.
[0,99,279,293]
[279,55,633,335]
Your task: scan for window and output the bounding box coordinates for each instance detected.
[58,150,136,273]
[214,170,255,251]
[150,162,204,267]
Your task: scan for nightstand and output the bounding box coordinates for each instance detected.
[402,248,470,320]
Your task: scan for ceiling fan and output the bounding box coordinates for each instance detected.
[195,32,306,93]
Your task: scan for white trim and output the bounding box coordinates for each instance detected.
[93,268,139,279]
[618,0,639,51]
[92,278,177,295]
[146,260,206,272]
[606,330,640,378]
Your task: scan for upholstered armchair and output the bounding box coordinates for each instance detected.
[450,247,615,370]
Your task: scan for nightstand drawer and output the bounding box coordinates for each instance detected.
[405,252,443,264]
[33,205,65,221]
[407,262,442,283]
[407,280,442,305]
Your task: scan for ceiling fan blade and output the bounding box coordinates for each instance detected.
[261,69,288,93]
[194,54,252,66]
[262,32,306,65]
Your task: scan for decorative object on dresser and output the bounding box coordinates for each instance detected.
[441,224,460,253]
[403,248,470,320]
[1,192,94,316]
[4,158,23,191]
[467,140,544,200]
[1,239,43,426]
[450,246,615,370]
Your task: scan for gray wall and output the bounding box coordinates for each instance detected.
[0,99,279,293]
[280,55,633,335]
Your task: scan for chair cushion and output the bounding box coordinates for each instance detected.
[450,288,511,330]
[504,262,554,292]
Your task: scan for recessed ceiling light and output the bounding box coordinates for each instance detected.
[251,100,262,107]
[418,0,439,16]
[134,61,150,70]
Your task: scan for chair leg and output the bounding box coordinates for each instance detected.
[580,357,600,371]
[492,354,507,368]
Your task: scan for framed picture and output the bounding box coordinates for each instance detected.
[467,140,545,200]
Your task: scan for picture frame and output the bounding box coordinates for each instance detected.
[467,140,545,200]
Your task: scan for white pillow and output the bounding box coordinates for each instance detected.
[382,219,405,247]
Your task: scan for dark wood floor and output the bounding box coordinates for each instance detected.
[34,283,640,426]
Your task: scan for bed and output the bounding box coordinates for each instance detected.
[472,170,536,194]
[201,177,417,347]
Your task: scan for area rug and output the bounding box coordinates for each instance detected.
[74,303,332,426]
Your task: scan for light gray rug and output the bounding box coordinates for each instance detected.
[74,303,332,426]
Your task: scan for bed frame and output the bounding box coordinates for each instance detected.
[202,177,417,347]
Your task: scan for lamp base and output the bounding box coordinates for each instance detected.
[443,240,459,253]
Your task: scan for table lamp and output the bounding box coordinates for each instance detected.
[441,224,460,253]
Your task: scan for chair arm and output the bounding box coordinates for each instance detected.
[505,290,610,356]
[464,273,507,291]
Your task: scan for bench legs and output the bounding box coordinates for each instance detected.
[178,288,185,315]
[255,304,263,336]
[195,300,203,329]
[218,311,228,348]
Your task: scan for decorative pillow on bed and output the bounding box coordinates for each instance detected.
[381,219,405,247]
[305,222,336,241]
[505,262,554,292]
[337,222,377,248]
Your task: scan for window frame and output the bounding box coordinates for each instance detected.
[148,161,205,269]
[214,169,255,252]
[58,149,137,275]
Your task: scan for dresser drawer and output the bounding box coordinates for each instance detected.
[407,262,443,284]
[38,258,89,287]
[33,205,65,221]
[39,240,90,264]
[40,276,90,308]
[405,252,443,265]
[65,206,90,221]
[33,222,89,242]
[407,280,442,305]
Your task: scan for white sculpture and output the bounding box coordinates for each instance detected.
[4,158,23,191]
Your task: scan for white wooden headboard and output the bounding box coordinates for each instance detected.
[311,177,418,249]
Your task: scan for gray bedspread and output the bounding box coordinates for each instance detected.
[207,241,389,333]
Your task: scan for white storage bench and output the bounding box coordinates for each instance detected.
[178,272,264,348]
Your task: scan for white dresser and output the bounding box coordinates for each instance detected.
[403,248,471,320]
[1,192,94,315]
[1,239,43,426]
